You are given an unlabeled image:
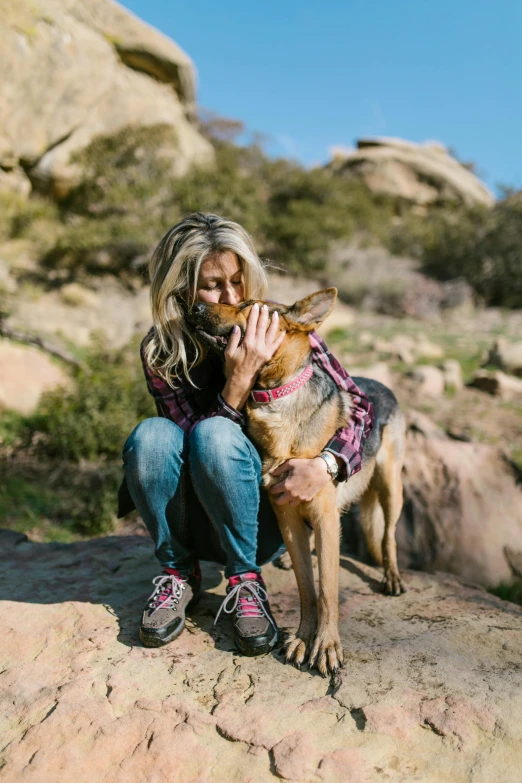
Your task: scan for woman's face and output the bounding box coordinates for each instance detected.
[196,250,245,305]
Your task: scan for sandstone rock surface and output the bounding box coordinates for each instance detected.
[1,529,522,782]
[349,362,393,389]
[408,365,445,398]
[0,0,213,196]
[441,359,464,391]
[7,278,152,349]
[0,340,70,414]
[329,138,494,207]
[399,411,522,585]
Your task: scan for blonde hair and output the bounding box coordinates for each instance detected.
[144,213,268,387]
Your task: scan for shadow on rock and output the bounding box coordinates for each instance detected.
[339,554,384,593]
[0,529,226,649]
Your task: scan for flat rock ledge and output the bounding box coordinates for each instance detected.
[1,530,522,783]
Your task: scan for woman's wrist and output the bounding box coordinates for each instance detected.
[221,373,256,411]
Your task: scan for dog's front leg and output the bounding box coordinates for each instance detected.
[306,485,344,676]
[270,503,318,668]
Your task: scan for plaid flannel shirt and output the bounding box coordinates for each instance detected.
[140,329,374,482]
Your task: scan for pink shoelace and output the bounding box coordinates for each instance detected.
[146,572,186,614]
[214,573,276,629]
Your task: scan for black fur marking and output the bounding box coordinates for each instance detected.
[350,377,400,459]
[294,368,399,460]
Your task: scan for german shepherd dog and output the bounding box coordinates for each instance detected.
[188,288,405,676]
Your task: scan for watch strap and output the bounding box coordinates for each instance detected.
[318,451,339,479]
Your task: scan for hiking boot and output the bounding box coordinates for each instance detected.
[215,572,279,656]
[139,562,202,648]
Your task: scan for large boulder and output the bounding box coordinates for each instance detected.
[407,365,445,398]
[329,137,494,207]
[0,0,213,197]
[0,340,70,414]
[1,529,522,782]
[399,411,522,585]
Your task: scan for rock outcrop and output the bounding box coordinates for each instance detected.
[0,340,70,414]
[485,338,522,377]
[328,138,494,207]
[1,528,522,782]
[7,277,152,350]
[471,370,522,400]
[0,0,213,197]
[398,412,522,585]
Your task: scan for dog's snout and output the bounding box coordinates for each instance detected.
[192,303,206,315]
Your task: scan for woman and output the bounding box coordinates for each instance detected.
[119,212,374,656]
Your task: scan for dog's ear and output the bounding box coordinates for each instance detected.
[286,288,337,329]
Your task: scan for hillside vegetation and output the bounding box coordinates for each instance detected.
[2,120,521,308]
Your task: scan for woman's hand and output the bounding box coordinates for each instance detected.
[221,303,285,410]
[269,457,333,506]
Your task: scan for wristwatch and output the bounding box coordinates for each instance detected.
[318,451,339,480]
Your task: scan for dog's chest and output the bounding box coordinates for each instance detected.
[247,395,299,459]
[246,377,347,464]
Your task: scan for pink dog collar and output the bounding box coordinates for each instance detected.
[250,364,314,404]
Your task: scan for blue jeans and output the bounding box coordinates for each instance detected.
[122,416,284,577]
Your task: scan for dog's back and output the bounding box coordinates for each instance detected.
[350,376,403,460]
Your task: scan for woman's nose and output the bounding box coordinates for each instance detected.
[220,287,240,305]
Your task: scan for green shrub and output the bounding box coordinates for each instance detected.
[416,195,522,308]
[173,140,270,240]
[67,464,123,536]
[0,191,58,247]
[262,164,397,275]
[29,336,155,461]
[489,581,522,606]
[0,462,123,539]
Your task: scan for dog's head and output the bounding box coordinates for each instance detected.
[187,287,337,356]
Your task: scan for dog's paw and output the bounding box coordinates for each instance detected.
[284,622,317,669]
[308,632,344,677]
[383,570,406,596]
[272,551,293,571]
[284,636,310,668]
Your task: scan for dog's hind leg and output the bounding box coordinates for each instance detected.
[272,505,318,668]
[306,484,344,676]
[376,417,406,596]
[359,486,385,566]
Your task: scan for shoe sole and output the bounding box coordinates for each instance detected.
[139,591,202,648]
[234,628,280,657]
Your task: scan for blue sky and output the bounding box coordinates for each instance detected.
[120,0,522,193]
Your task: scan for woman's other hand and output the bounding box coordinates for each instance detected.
[269,458,332,506]
[222,304,285,410]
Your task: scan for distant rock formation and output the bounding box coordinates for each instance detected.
[0,0,213,197]
[328,137,494,207]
